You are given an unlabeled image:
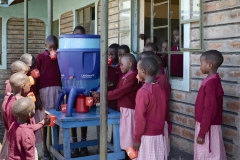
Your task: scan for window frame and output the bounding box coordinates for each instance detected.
[118,0,132,48]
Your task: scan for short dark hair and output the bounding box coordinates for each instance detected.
[145,43,158,52]
[73,26,86,34]
[201,50,224,68]
[139,57,159,76]
[46,35,58,45]
[118,45,130,53]
[121,53,136,66]
[140,51,154,60]
[150,54,162,68]
[109,43,120,50]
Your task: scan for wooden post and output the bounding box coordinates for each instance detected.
[24,0,28,53]
[48,0,53,35]
[100,0,108,159]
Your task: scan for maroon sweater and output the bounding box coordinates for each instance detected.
[108,70,139,109]
[195,74,224,139]
[36,50,61,90]
[108,66,119,111]
[155,74,171,123]
[134,82,167,143]
[170,45,183,77]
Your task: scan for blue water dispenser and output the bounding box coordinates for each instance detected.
[56,34,100,116]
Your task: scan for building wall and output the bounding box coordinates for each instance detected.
[170,0,240,159]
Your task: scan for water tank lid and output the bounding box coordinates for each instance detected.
[59,34,100,38]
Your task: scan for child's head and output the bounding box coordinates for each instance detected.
[20,53,36,71]
[150,54,163,69]
[118,45,130,60]
[162,40,168,52]
[137,57,159,81]
[108,43,120,64]
[10,72,31,96]
[73,26,86,34]
[119,53,136,74]
[139,51,154,60]
[46,35,58,52]
[145,36,158,45]
[200,50,223,74]
[12,97,35,121]
[11,61,29,74]
[173,27,180,44]
[143,43,158,54]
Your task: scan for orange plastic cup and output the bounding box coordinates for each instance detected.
[61,104,67,113]
[29,76,35,86]
[136,75,143,82]
[47,114,57,126]
[86,97,94,107]
[30,69,40,79]
[50,50,57,60]
[108,57,113,66]
[126,146,138,159]
[27,92,36,102]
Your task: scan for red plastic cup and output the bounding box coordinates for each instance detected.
[50,50,57,60]
[86,97,94,107]
[108,57,113,66]
[27,92,36,102]
[47,114,56,126]
[29,76,35,86]
[30,69,40,79]
[61,104,67,113]
[126,146,138,159]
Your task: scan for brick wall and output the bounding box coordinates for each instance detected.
[98,0,119,45]
[170,0,240,159]
[60,11,73,34]
[0,18,46,141]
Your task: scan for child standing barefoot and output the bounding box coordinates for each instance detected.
[134,57,168,160]
[194,50,226,160]
[35,35,62,159]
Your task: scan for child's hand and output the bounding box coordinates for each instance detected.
[108,81,114,87]
[43,118,50,126]
[92,92,100,103]
[197,137,205,144]
[133,142,140,151]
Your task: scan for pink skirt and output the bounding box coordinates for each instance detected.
[0,131,9,160]
[119,107,135,150]
[137,134,168,160]
[194,121,227,160]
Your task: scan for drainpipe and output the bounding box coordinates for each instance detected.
[24,0,28,53]
[48,0,53,35]
[100,0,108,159]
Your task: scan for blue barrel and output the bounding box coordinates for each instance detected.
[57,34,100,92]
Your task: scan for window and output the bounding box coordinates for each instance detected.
[118,0,131,47]
[148,0,202,91]
[77,4,95,34]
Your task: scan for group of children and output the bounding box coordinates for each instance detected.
[0,24,227,160]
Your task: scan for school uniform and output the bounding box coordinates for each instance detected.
[155,74,172,156]
[35,50,61,124]
[170,45,183,77]
[108,70,139,149]
[8,121,43,160]
[107,66,119,111]
[134,82,168,160]
[194,73,227,160]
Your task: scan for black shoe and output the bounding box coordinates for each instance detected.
[80,147,89,156]
[71,149,81,158]
[43,151,51,160]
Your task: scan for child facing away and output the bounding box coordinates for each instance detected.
[133,57,168,160]
[143,43,158,54]
[194,50,226,160]
[35,35,62,159]
[5,61,30,96]
[8,98,49,160]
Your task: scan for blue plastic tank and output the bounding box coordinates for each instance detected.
[57,34,100,92]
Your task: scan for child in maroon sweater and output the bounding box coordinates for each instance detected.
[8,98,49,160]
[36,35,62,158]
[194,50,226,160]
[134,57,168,160]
